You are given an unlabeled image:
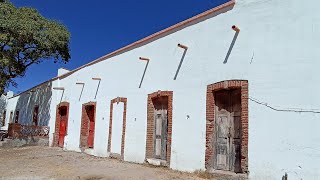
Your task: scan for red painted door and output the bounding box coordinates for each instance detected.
[87,106,95,148]
[58,107,68,148]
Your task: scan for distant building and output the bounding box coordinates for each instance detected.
[1,0,320,179]
[0,91,13,130]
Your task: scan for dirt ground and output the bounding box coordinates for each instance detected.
[0,146,209,180]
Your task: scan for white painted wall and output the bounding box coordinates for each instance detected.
[4,83,52,131]
[0,95,7,129]
[111,102,124,155]
[4,0,320,179]
[4,96,17,127]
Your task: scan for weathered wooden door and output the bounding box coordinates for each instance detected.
[2,111,6,126]
[87,106,95,148]
[9,111,13,123]
[153,97,168,160]
[58,107,68,148]
[215,89,241,172]
[14,111,19,123]
[33,106,39,126]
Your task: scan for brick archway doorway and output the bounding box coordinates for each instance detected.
[53,102,70,147]
[205,80,248,174]
[145,91,173,166]
[80,102,96,149]
[108,97,127,160]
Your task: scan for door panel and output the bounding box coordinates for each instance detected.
[153,97,168,160]
[161,110,168,160]
[58,119,66,147]
[231,89,242,173]
[216,114,231,170]
[155,139,161,157]
[214,89,241,172]
[155,114,162,136]
[33,107,39,126]
[87,106,95,148]
[58,107,68,148]
[217,144,228,169]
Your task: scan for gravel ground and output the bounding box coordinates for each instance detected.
[0,146,208,180]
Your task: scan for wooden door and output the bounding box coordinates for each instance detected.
[58,107,68,148]
[14,111,19,123]
[33,106,39,126]
[230,89,242,173]
[153,97,168,160]
[87,106,95,148]
[215,89,241,172]
[2,111,6,126]
[9,111,13,123]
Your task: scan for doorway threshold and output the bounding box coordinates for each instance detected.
[146,158,168,167]
[208,169,248,180]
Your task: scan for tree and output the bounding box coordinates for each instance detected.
[0,1,71,94]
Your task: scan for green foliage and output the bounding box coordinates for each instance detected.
[0,1,71,94]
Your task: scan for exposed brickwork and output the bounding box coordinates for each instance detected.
[7,123,21,138]
[145,91,173,165]
[80,102,96,149]
[205,80,249,173]
[8,123,49,138]
[52,102,70,147]
[108,97,127,160]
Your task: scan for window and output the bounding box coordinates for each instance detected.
[33,106,39,126]
[14,110,19,124]
[2,110,6,126]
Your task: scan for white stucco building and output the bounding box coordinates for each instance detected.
[1,0,320,179]
[1,91,13,131]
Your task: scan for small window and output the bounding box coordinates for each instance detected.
[2,110,6,126]
[33,106,39,126]
[14,111,19,124]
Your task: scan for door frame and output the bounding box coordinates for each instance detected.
[108,97,127,160]
[145,91,173,165]
[205,80,248,174]
[53,102,70,147]
[80,102,96,149]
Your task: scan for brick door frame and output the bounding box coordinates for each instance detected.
[108,97,127,160]
[80,102,97,149]
[145,91,173,165]
[53,102,70,147]
[205,80,249,173]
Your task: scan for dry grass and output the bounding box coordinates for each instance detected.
[194,170,216,179]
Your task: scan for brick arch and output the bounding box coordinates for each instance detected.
[80,101,97,149]
[53,102,70,147]
[205,80,249,173]
[108,97,127,160]
[145,91,173,165]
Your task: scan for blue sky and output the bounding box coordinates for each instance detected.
[9,0,229,93]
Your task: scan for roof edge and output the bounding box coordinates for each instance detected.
[57,0,235,79]
[10,0,235,98]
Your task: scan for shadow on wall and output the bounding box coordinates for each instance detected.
[14,82,52,126]
[223,31,239,64]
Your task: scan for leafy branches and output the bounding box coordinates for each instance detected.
[0,1,71,94]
